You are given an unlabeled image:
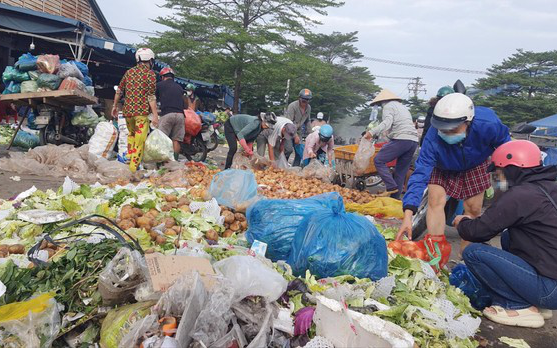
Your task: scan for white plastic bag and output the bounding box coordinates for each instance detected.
[275,152,289,169]
[143,129,174,163]
[213,255,287,302]
[89,121,118,158]
[354,137,375,176]
[117,114,129,159]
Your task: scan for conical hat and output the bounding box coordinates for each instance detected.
[371,89,402,105]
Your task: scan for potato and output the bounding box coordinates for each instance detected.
[155,235,167,245]
[118,219,135,231]
[178,197,190,206]
[39,240,48,250]
[234,213,246,222]
[44,248,56,258]
[165,194,178,202]
[169,201,178,208]
[148,209,160,217]
[223,211,235,224]
[161,204,172,212]
[136,216,153,230]
[164,217,176,228]
[179,205,190,213]
[240,221,248,230]
[230,221,241,232]
[171,225,182,233]
[0,245,9,254]
[120,208,135,220]
[149,231,159,241]
[133,208,143,217]
[145,248,155,254]
[8,244,25,254]
[205,229,219,241]
[164,229,177,236]
[223,230,234,238]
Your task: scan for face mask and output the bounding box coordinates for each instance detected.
[494,180,509,192]
[187,91,193,96]
[438,131,466,144]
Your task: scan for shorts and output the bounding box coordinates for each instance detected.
[158,112,185,141]
[429,160,491,200]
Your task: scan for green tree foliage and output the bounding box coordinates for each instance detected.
[474,49,557,125]
[403,96,428,118]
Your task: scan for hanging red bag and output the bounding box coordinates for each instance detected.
[183,110,201,144]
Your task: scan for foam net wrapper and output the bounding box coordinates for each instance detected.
[305,336,335,348]
[417,299,481,339]
[189,198,225,225]
[371,275,395,299]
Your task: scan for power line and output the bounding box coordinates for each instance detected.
[363,56,486,75]
[374,75,415,80]
[112,27,159,36]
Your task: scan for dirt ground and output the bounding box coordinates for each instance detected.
[1,143,556,347]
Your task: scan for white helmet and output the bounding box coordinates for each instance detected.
[316,112,324,120]
[135,48,155,63]
[431,93,474,131]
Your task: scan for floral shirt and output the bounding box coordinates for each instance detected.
[118,64,156,117]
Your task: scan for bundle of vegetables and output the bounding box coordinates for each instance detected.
[0,125,16,145]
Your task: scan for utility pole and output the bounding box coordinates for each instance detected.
[407,77,427,98]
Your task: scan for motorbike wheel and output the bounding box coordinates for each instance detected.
[355,179,366,191]
[206,132,219,151]
[182,137,208,162]
[39,124,56,146]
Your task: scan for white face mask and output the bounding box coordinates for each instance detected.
[187,91,193,96]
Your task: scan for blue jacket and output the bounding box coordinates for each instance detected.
[403,106,510,211]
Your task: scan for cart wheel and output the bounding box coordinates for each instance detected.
[332,174,342,186]
[355,179,366,191]
[366,175,383,187]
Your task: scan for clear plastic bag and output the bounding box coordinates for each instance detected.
[98,248,147,305]
[100,301,156,348]
[88,121,118,158]
[232,151,271,171]
[0,293,61,348]
[288,196,388,280]
[72,106,99,127]
[275,152,289,169]
[143,129,174,163]
[353,137,375,176]
[58,62,84,80]
[117,114,129,158]
[20,80,38,93]
[37,73,62,90]
[36,54,60,74]
[213,255,287,302]
[301,160,335,183]
[209,169,259,210]
[246,192,342,261]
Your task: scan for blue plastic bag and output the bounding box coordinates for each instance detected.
[70,61,89,76]
[209,169,258,210]
[13,131,40,149]
[246,192,343,261]
[2,81,21,94]
[27,109,38,130]
[14,53,37,72]
[288,197,388,280]
[294,144,304,158]
[199,111,217,125]
[449,264,492,310]
[83,75,93,86]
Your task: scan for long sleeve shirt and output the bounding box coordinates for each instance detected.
[285,100,311,137]
[367,101,418,142]
[229,114,262,142]
[303,130,334,160]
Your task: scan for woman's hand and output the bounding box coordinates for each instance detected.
[453,215,472,228]
[111,105,119,119]
[396,210,414,240]
[363,131,373,140]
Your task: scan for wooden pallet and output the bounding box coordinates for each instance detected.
[0,89,98,109]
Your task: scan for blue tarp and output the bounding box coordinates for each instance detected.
[0,3,86,34]
[529,114,557,137]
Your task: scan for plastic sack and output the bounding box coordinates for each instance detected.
[20,80,38,93]
[246,192,343,261]
[353,137,375,176]
[99,301,156,348]
[288,197,388,280]
[59,76,85,91]
[58,62,84,80]
[199,111,217,124]
[83,75,93,86]
[214,255,288,302]
[143,128,174,163]
[72,106,99,127]
[14,53,37,72]
[85,86,95,96]
[2,81,20,94]
[88,121,118,158]
[275,152,289,169]
[388,234,452,271]
[2,66,29,83]
[0,293,61,348]
[184,109,202,137]
[117,114,129,159]
[301,160,335,183]
[98,248,147,305]
[209,169,258,210]
[36,54,60,74]
[232,152,272,171]
[27,109,38,130]
[28,70,40,81]
[345,197,403,219]
[70,60,89,76]
[449,264,492,310]
[13,130,40,149]
[37,73,62,90]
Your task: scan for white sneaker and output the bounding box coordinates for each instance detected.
[540,309,553,320]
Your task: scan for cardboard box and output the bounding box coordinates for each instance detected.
[145,253,217,291]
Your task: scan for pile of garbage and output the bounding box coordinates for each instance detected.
[0,164,482,347]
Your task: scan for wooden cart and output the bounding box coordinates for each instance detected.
[0,89,98,149]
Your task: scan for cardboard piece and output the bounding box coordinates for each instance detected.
[145,253,217,291]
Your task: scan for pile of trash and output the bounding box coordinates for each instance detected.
[0,166,482,347]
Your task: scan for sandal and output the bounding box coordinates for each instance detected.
[540,309,553,320]
[483,306,544,328]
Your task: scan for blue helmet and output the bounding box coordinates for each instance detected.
[319,124,333,141]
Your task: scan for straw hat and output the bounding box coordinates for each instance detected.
[370,89,402,105]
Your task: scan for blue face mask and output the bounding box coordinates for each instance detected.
[438,131,466,144]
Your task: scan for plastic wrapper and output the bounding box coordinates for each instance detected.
[72,106,99,127]
[301,160,335,183]
[28,70,40,80]
[100,301,156,348]
[2,81,21,94]
[58,62,84,80]
[232,152,271,171]
[449,264,492,310]
[37,73,62,90]
[345,197,404,219]
[275,152,289,169]
[213,255,287,302]
[209,169,259,210]
[20,80,38,93]
[88,121,118,158]
[118,314,158,348]
[98,248,147,305]
[143,129,174,163]
[59,76,85,91]
[13,130,40,149]
[36,54,60,74]
[71,60,89,76]
[232,299,274,347]
[288,196,388,280]
[184,109,202,137]
[246,192,340,261]
[0,293,61,348]
[353,137,375,175]
[2,66,30,83]
[14,53,37,72]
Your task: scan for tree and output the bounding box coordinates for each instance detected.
[474,49,557,125]
[150,0,343,112]
[403,96,428,118]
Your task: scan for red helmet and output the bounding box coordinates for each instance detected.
[160,67,175,77]
[491,140,542,170]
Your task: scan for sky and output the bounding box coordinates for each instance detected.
[97,0,557,100]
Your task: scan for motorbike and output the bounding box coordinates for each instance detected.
[179,111,215,162]
[34,105,92,146]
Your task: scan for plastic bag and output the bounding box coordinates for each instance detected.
[20,80,38,93]
[117,114,129,159]
[301,160,335,183]
[2,81,20,94]
[184,109,202,137]
[99,301,156,348]
[0,293,61,348]
[2,66,29,83]
[88,121,118,158]
[449,264,492,310]
[83,75,93,86]
[246,192,343,261]
[288,196,388,280]
[72,106,99,127]
[388,234,452,271]
[98,248,147,305]
[14,53,37,72]
[59,76,85,91]
[214,255,288,302]
[37,73,62,90]
[85,86,95,96]
[353,137,375,176]
[27,109,38,130]
[275,152,289,169]
[58,62,84,80]
[28,70,40,81]
[36,54,60,74]
[232,151,272,171]
[209,169,258,210]
[199,111,217,124]
[143,128,174,163]
[13,130,40,149]
[70,60,89,76]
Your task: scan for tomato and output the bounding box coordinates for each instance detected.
[401,242,418,255]
[388,241,402,252]
[414,249,428,260]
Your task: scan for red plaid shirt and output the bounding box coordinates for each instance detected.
[118,64,156,117]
